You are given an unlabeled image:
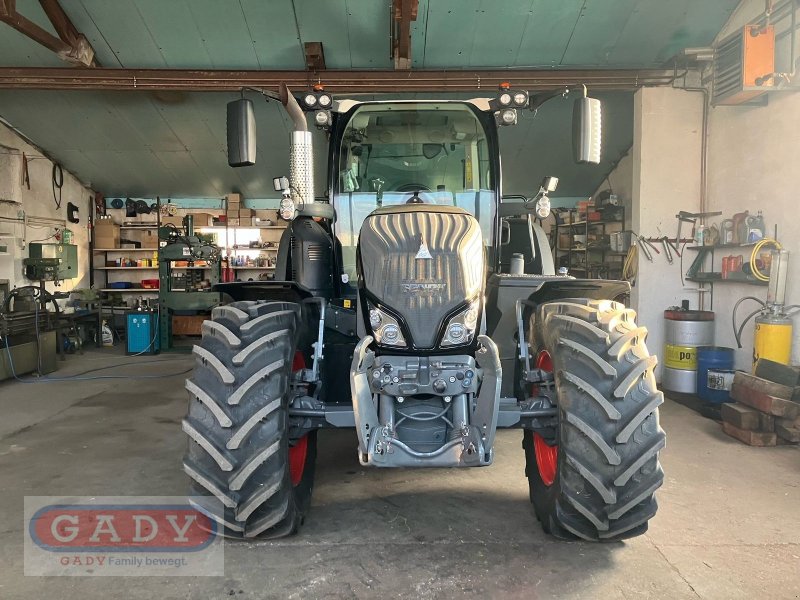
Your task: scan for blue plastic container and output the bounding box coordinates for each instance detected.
[696,346,735,403]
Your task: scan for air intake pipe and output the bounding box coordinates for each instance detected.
[279,83,314,207]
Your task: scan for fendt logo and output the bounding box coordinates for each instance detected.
[402,281,446,294]
[30,505,216,552]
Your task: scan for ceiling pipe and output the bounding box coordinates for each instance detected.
[0,67,676,92]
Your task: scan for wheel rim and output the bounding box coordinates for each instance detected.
[288,351,307,487]
[533,432,558,487]
[288,434,308,486]
[533,350,557,487]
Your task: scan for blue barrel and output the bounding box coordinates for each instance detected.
[696,347,735,403]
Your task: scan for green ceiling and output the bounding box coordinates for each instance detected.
[0,0,739,198]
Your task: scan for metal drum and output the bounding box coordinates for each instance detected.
[662,308,714,394]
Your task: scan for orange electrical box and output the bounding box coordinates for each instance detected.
[712,25,775,105]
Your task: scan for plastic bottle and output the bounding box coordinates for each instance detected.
[101,320,114,347]
[747,211,765,243]
[695,224,706,245]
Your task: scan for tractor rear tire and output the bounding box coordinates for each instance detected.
[182,300,317,538]
[523,299,665,541]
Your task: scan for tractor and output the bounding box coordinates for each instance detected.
[181,83,665,542]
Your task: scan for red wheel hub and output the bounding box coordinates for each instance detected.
[532,350,557,486]
[288,434,308,486]
[535,349,553,373]
[533,432,558,486]
[288,351,308,487]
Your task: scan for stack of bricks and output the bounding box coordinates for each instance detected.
[722,360,800,446]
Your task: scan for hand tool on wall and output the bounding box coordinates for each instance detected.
[661,237,674,263]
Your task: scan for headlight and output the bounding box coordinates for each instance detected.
[317,93,332,107]
[279,197,296,220]
[498,92,512,106]
[369,309,382,329]
[513,91,528,106]
[303,93,317,107]
[441,299,481,347]
[498,108,517,126]
[367,305,406,347]
[314,110,332,128]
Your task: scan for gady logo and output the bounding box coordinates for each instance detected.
[29,504,216,552]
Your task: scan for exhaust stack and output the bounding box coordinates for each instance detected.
[279,83,314,207]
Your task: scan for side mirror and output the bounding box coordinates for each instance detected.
[572,97,602,164]
[227,98,256,167]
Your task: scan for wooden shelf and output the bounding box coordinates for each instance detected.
[560,220,622,228]
[687,275,767,286]
[96,266,157,270]
[231,266,275,270]
[94,248,159,252]
[100,288,159,293]
[120,225,158,230]
[686,242,760,251]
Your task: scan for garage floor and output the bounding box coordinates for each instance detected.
[0,350,798,599]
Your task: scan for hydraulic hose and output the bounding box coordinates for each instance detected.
[732,296,766,348]
[750,238,782,282]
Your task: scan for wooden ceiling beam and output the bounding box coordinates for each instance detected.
[303,42,326,71]
[0,0,96,66]
[392,0,418,70]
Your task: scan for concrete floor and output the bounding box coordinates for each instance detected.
[0,349,799,599]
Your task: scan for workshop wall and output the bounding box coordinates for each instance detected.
[630,87,704,381]
[704,0,800,369]
[0,121,93,295]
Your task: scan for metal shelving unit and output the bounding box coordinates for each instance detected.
[685,242,771,309]
[553,208,625,279]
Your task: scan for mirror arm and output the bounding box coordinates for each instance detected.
[240,86,281,102]
[528,84,589,113]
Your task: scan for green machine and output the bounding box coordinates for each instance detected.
[158,215,222,349]
[24,243,78,282]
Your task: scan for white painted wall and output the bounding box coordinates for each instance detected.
[630,87,705,380]
[702,0,800,369]
[0,121,94,297]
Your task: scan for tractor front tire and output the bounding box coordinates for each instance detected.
[182,300,316,538]
[524,299,665,541]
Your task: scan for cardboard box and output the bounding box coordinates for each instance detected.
[191,213,217,227]
[227,218,240,227]
[172,315,206,336]
[226,210,239,219]
[226,193,242,209]
[94,218,120,248]
[160,215,184,228]
[239,208,254,218]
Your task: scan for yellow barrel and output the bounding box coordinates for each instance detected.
[664,344,698,369]
[753,315,793,367]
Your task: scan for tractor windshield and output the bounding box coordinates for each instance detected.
[333,102,496,285]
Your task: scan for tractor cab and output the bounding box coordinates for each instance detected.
[329,101,500,294]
